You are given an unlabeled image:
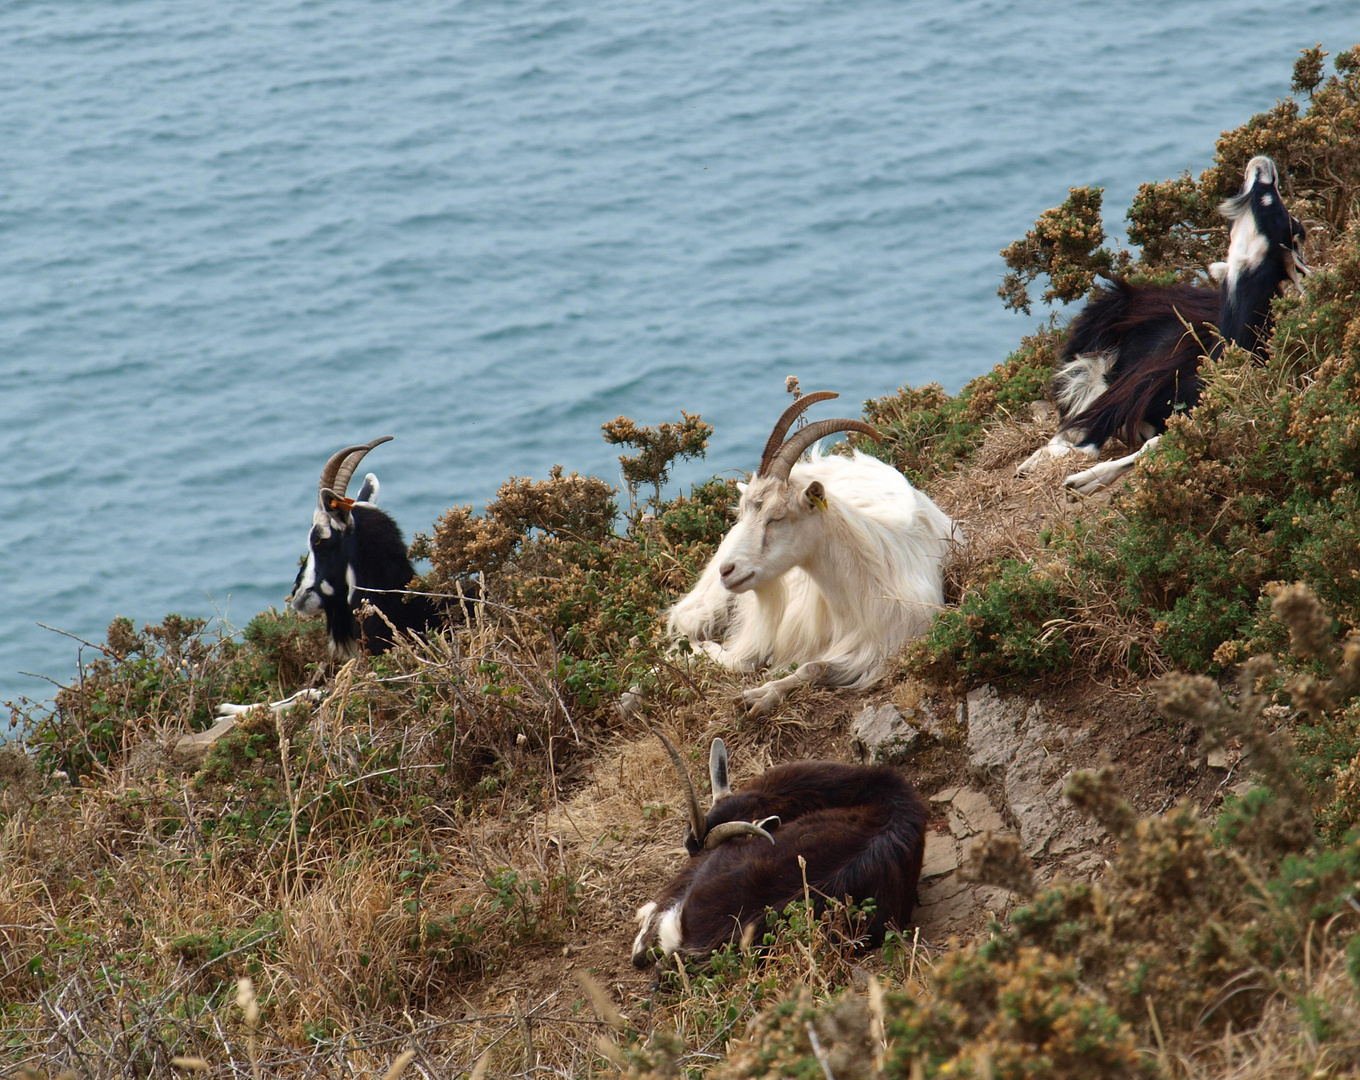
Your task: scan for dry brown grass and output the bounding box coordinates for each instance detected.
[1,601,903,1079]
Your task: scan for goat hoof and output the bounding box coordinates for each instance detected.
[740,686,781,719]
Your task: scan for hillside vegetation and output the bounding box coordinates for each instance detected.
[7,42,1360,1080]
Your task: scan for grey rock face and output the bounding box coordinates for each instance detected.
[964,683,1101,857]
[850,703,919,763]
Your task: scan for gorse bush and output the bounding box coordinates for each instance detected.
[863,332,1056,487]
[413,417,734,710]
[20,610,329,778]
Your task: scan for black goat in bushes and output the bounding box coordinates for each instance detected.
[1018,155,1308,493]
[290,437,472,655]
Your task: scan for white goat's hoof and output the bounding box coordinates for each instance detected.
[740,684,784,719]
[1017,444,1064,476]
[697,640,726,663]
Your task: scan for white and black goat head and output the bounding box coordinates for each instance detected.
[715,392,882,595]
[290,436,436,656]
[631,734,926,968]
[1216,155,1308,352]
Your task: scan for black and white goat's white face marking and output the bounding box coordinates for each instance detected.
[715,475,827,593]
[631,899,687,967]
[1221,155,1307,293]
[631,738,738,967]
[288,473,378,620]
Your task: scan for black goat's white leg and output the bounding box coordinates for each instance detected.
[1064,435,1161,495]
[1016,431,1100,476]
[214,688,323,717]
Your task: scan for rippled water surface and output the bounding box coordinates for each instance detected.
[2,0,1354,703]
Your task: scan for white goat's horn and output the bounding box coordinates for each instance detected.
[702,819,777,849]
[319,436,394,501]
[757,391,839,477]
[766,418,883,481]
[656,731,707,845]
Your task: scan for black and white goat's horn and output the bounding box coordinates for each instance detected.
[756,391,839,476]
[318,436,394,502]
[656,731,707,845]
[765,417,883,481]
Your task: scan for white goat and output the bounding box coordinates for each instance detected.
[668,392,955,717]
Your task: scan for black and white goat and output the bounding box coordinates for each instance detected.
[667,392,955,717]
[1017,156,1308,493]
[631,735,926,968]
[290,437,454,656]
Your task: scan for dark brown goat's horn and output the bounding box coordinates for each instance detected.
[756,391,839,477]
[656,731,707,845]
[765,418,882,482]
[318,436,394,501]
[702,819,777,850]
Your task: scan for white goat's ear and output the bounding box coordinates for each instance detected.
[736,481,748,495]
[709,738,731,805]
[804,480,828,512]
[355,472,380,505]
[1207,261,1228,283]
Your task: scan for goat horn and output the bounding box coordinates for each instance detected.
[655,731,707,845]
[318,436,394,501]
[757,391,839,477]
[702,820,777,849]
[766,418,883,481]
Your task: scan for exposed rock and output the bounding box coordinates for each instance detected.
[974,886,1012,914]
[915,881,978,937]
[1206,747,1232,770]
[920,870,970,902]
[966,684,1019,769]
[964,683,1103,857]
[850,703,919,763]
[921,830,960,878]
[173,714,241,765]
[1030,399,1058,423]
[929,785,960,804]
[949,788,1006,835]
[1059,851,1107,878]
[851,701,953,763]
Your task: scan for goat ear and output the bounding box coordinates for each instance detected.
[1207,261,1228,284]
[709,738,731,805]
[736,481,748,495]
[804,480,828,513]
[355,472,380,505]
[320,487,354,526]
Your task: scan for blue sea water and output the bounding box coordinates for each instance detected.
[1,0,1355,707]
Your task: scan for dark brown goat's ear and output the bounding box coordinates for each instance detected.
[804,480,828,512]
